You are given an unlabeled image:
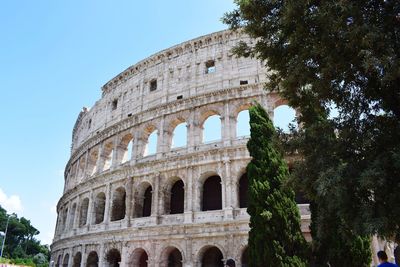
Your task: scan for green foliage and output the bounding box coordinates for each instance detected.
[224,0,399,265]
[246,103,308,267]
[0,205,50,266]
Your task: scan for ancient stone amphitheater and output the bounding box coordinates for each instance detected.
[50,30,310,267]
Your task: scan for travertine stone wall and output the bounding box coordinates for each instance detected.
[51,30,310,267]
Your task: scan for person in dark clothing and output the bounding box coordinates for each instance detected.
[378,250,398,267]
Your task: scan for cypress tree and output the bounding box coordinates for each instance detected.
[246,103,308,267]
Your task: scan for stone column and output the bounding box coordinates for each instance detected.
[80,247,86,267]
[95,142,105,174]
[87,190,94,229]
[73,195,81,230]
[156,117,165,159]
[125,178,133,227]
[111,136,119,170]
[222,101,232,145]
[132,131,140,164]
[82,151,89,180]
[184,167,193,223]
[151,174,160,220]
[98,243,105,267]
[104,183,112,226]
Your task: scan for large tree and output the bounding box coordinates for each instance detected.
[224,0,400,244]
[246,103,308,267]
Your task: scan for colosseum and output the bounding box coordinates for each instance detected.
[50,30,311,267]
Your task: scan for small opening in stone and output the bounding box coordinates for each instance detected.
[177,95,183,100]
[150,79,157,91]
[127,113,132,117]
[205,60,216,74]
[112,99,118,110]
[240,80,248,85]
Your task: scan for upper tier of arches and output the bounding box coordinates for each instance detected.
[70,30,268,154]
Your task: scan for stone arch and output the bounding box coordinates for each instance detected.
[168,178,185,214]
[79,197,89,227]
[134,182,153,218]
[102,141,114,171]
[197,245,224,267]
[142,125,158,156]
[171,121,188,149]
[159,246,184,267]
[69,203,77,230]
[272,102,297,132]
[78,156,86,179]
[105,248,121,267]
[119,133,134,164]
[129,248,149,267]
[86,147,99,176]
[236,110,250,138]
[111,186,126,221]
[61,207,68,232]
[94,192,106,224]
[238,173,248,208]
[200,110,222,143]
[62,253,69,267]
[201,173,222,211]
[55,254,62,267]
[86,251,99,267]
[72,252,82,267]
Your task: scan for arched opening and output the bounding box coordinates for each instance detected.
[130,249,148,267]
[201,247,223,267]
[94,192,106,224]
[236,110,250,137]
[144,130,158,156]
[135,184,152,218]
[111,187,126,221]
[62,253,69,267]
[226,259,236,267]
[72,252,81,267]
[273,105,297,132]
[170,180,184,214]
[55,255,62,267]
[102,142,114,171]
[69,203,76,230]
[106,249,121,267]
[87,251,99,267]
[202,115,221,143]
[78,157,86,179]
[171,122,187,148]
[239,173,248,208]
[120,134,133,164]
[202,175,222,211]
[168,248,183,267]
[143,186,152,217]
[79,198,89,227]
[87,148,99,176]
[241,247,248,267]
[61,208,68,232]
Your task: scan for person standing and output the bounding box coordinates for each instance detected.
[377,251,398,267]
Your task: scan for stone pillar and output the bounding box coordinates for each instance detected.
[222,101,232,145]
[152,174,160,218]
[98,243,105,267]
[125,179,133,227]
[95,142,105,174]
[80,247,86,267]
[111,136,119,169]
[82,151,89,180]
[132,131,140,164]
[73,195,81,230]
[87,190,94,229]
[104,183,112,226]
[184,167,193,223]
[187,109,197,152]
[156,117,165,159]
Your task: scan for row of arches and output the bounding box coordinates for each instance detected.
[67,105,296,187]
[55,245,248,267]
[58,173,249,232]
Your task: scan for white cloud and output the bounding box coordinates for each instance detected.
[0,188,23,214]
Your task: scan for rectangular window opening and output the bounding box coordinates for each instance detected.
[240,80,248,85]
[112,99,118,110]
[177,95,183,100]
[205,60,216,74]
[150,79,157,92]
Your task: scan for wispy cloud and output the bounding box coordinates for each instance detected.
[0,188,23,214]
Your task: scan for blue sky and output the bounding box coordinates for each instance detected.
[0,1,294,245]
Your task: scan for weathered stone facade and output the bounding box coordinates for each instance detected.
[50,30,311,267]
